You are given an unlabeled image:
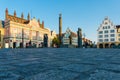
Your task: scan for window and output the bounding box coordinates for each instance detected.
[105,22,108,24]
[0,31,1,42]
[104,30,108,33]
[99,35,103,38]
[110,30,115,33]
[118,34,120,37]
[104,35,108,37]
[110,34,115,37]
[99,31,103,34]
[111,38,115,41]
[104,39,109,42]
[103,27,104,29]
[105,26,107,29]
[108,26,110,29]
[99,39,103,42]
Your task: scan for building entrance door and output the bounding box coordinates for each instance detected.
[44,34,48,47]
[13,42,16,48]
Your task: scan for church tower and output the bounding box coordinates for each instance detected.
[59,14,62,45]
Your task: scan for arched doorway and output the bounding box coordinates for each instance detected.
[105,43,109,48]
[99,44,103,48]
[118,44,120,48]
[110,43,115,48]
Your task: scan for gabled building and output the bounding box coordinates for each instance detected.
[82,38,92,47]
[4,8,51,48]
[116,25,120,47]
[97,17,117,48]
[62,28,78,47]
[0,21,4,48]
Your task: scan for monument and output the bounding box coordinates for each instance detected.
[77,28,82,48]
[59,14,62,46]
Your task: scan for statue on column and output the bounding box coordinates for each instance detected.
[77,28,82,48]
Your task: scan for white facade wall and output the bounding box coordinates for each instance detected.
[97,17,116,43]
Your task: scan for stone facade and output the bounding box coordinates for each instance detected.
[4,9,52,48]
[0,21,4,48]
[97,17,120,48]
[62,28,78,47]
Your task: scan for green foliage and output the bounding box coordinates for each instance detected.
[52,37,60,47]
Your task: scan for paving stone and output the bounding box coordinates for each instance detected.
[0,48,120,80]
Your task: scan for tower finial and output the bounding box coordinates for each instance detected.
[14,10,16,17]
[27,13,30,20]
[38,18,40,22]
[38,19,40,27]
[6,8,8,14]
[59,13,62,17]
[21,12,24,19]
[105,16,109,20]
[5,8,8,19]
[42,21,44,28]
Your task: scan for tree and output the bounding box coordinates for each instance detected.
[52,37,60,47]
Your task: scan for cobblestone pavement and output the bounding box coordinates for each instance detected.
[0,48,120,80]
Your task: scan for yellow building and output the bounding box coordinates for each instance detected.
[4,8,51,48]
[116,25,120,46]
[0,21,4,48]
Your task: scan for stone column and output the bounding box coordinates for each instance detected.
[59,14,62,46]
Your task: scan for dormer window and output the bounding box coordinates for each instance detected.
[105,22,108,25]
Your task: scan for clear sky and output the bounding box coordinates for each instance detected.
[0,0,120,42]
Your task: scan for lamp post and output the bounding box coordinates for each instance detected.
[22,28,24,48]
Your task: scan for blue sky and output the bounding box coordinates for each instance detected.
[0,0,120,42]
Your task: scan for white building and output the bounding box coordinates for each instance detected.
[97,17,117,48]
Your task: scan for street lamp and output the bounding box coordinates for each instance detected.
[22,29,24,48]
